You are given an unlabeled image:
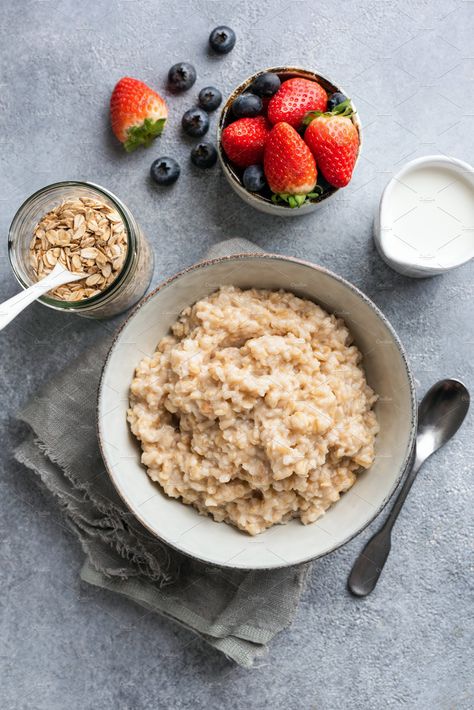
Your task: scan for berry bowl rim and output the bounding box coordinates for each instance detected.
[217,66,363,216]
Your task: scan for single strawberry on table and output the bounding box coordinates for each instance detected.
[304,100,359,188]
[221,116,270,168]
[264,122,318,207]
[110,77,168,152]
[267,78,327,129]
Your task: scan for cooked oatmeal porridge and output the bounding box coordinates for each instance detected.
[128,286,379,535]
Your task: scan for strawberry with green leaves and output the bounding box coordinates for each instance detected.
[264,122,319,207]
[303,99,359,188]
[110,77,168,152]
[268,78,327,129]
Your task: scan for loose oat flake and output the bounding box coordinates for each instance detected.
[29,197,128,301]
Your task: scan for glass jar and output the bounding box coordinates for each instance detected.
[8,181,154,318]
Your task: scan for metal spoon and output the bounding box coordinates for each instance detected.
[0,262,85,331]
[348,378,470,597]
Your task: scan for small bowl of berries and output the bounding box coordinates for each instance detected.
[217,67,362,216]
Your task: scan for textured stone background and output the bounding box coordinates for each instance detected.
[1,1,473,708]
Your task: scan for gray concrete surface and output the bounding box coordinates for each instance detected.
[1,1,473,708]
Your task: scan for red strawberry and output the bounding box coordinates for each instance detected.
[304,112,359,188]
[110,77,168,152]
[264,123,317,206]
[268,78,327,129]
[221,116,270,168]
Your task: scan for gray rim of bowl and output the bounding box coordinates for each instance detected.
[97,253,417,570]
[217,66,363,211]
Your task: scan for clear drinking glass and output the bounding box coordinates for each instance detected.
[8,181,154,318]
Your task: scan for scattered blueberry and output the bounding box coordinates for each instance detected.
[191,142,218,168]
[198,86,222,112]
[327,92,348,111]
[242,165,266,192]
[182,108,209,137]
[232,93,262,118]
[251,72,281,98]
[168,62,197,91]
[150,157,180,186]
[209,26,236,54]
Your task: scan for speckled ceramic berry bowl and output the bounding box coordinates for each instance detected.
[217,67,362,217]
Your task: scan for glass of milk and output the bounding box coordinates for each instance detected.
[374,156,474,277]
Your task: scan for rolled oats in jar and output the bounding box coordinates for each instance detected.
[8,181,154,318]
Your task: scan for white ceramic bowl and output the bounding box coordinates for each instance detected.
[374,155,474,277]
[217,67,362,217]
[98,254,416,569]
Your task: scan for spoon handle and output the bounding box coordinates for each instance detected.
[0,280,54,331]
[0,264,84,332]
[347,526,392,597]
[383,453,423,532]
[348,452,423,597]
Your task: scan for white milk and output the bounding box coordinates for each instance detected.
[376,157,474,276]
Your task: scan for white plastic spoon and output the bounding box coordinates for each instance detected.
[0,262,85,331]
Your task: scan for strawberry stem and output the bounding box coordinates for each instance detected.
[303,99,354,126]
[271,186,323,208]
[123,117,166,152]
[331,99,353,116]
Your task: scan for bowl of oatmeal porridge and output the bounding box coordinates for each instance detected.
[98,254,416,569]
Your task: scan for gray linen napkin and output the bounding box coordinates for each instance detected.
[14,238,309,668]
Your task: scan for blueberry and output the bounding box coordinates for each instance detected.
[327,92,348,111]
[232,93,262,118]
[168,62,197,91]
[182,108,209,137]
[150,157,180,186]
[251,72,281,98]
[242,165,266,192]
[191,142,218,168]
[209,26,236,54]
[198,86,222,112]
